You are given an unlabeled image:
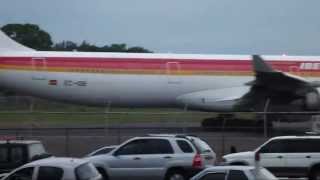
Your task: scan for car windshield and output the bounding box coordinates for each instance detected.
[250,168,278,180]
[75,163,100,180]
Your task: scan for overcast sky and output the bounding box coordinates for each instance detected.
[1,0,320,55]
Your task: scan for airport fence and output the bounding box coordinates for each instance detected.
[0,96,318,161]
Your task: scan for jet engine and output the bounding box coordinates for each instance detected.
[176,86,251,111]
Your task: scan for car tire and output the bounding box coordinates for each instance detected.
[165,170,186,180]
[309,168,320,180]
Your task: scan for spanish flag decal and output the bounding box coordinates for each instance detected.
[49,80,58,86]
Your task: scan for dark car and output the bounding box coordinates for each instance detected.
[0,140,51,173]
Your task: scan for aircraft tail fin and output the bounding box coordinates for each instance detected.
[0,30,35,52]
[252,55,274,73]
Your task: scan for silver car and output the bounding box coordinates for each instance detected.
[86,134,216,180]
[191,166,278,180]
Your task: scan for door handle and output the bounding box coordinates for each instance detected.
[277,156,283,159]
[163,156,172,159]
[306,156,311,158]
[133,157,141,160]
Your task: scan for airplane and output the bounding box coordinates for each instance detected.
[1,30,320,126]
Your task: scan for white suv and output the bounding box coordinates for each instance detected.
[223,136,320,180]
[86,134,216,180]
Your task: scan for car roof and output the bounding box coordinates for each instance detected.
[147,134,198,138]
[25,157,87,168]
[270,136,320,140]
[204,166,256,172]
[0,140,41,144]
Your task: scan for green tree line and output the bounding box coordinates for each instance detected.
[1,24,152,53]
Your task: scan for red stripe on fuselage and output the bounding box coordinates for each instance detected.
[0,56,315,73]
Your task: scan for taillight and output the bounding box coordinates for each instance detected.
[192,154,202,168]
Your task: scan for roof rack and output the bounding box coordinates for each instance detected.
[147,134,198,138]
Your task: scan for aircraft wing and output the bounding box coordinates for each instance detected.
[247,55,312,93]
[235,55,319,111]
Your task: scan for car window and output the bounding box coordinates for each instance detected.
[259,140,286,153]
[37,166,63,180]
[5,167,34,180]
[285,139,320,153]
[227,170,248,180]
[116,139,173,155]
[177,140,194,153]
[11,147,24,163]
[75,163,100,180]
[92,147,114,156]
[306,139,320,152]
[0,147,8,163]
[191,138,212,153]
[148,139,173,154]
[29,143,46,159]
[199,173,226,180]
[250,168,277,180]
[115,139,146,155]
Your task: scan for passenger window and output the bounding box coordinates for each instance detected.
[115,139,173,155]
[37,166,63,180]
[5,167,34,180]
[199,173,226,180]
[228,170,248,180]
[177,140,194,153]
[308,139,320,152]
[115,140,146,155]
[148,139,173,154]
[284,140,306,153]
[259,140,285,153]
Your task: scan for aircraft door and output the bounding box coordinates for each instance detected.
[166,62,181,84]
[289,66,300,76]
[31,57,47,80]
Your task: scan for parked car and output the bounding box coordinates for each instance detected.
[86,134,216,180]
[191,166,278,180]
[0,140,51,173]
[85,145,117,157]
[1,157,102,180]
[223,136,320,179]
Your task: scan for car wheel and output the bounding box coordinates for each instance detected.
[310,168,320,180]
[165,170,186,180]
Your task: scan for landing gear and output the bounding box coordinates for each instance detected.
[201,115,273,131]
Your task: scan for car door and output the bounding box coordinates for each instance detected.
[257,139,286,176]
[284,139,318,177]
